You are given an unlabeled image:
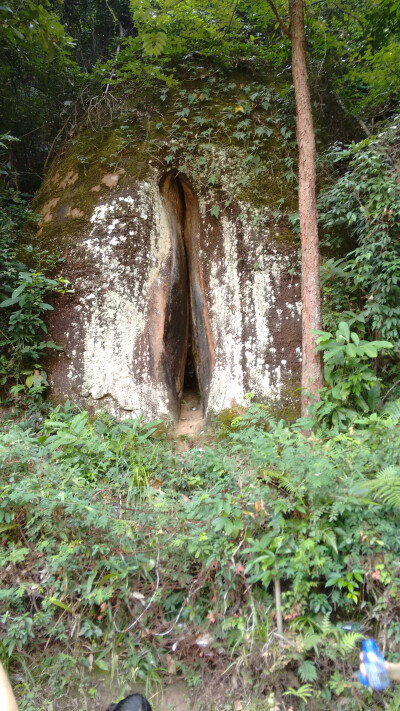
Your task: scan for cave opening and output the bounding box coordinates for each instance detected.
[160,170,209,424]
[178,185,201,418]
[183,335,198,392]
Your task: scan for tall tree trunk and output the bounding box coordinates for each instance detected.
[289,0,323,417]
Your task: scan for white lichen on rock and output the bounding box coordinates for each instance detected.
[205,202,301,412]
[66,183,173,419]
[43,165,301,421]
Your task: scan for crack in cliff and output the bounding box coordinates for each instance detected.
[174,177,201,413]
[160,171,212,424]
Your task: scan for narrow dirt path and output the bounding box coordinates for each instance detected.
[175,389,205,441]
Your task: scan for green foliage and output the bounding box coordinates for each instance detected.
[319,120,400,344]
[305,0,400,122]
[2,1,400,706]
[298,660,318,683]
[117,0,400,131]
[2,398,400,706]
[0,270,69,391]
[128,0,261,66]
[338,0,400,120]
[142,30,168,57]
[365,465,400,507]
[283,683,313,703]
[0,145,70,398]
[230,401,400,613]
[0,1,75,58]
[0,1,80,194]
[311,320,392,430]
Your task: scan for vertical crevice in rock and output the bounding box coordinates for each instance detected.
[159,172,189,420]
[180,175,214,414]
[159,171,213,419]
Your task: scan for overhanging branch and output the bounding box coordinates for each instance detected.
[266,0,292,40]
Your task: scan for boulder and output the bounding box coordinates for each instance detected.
[35,77,301,421]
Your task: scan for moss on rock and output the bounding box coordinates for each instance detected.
[35,69,298,250]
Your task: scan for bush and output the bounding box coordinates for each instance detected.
[318,120,400,346]
[2,401,400,708]
[311,320,392,430]
[0,160,71,400]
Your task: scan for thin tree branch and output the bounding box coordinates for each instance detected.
[382,379,400,402]
[274,576,283,635]
[266,0,292,40]
[104,40,122,95]
[333,92,372,137]
[43,108,75,171]
[113,550,161,634]
[223,0,240,36]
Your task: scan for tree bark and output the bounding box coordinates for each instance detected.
[289,0,323,417]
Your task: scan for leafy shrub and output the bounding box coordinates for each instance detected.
[311,320,392,430]
[2,401,400,707]
[231,403,400,617]
[0,153,70,399]
[319,119,400,345]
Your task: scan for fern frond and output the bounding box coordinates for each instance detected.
[382,398,400,423]
[265,470,301,496]
[289,616,320,633]
[338,631,363,656]
[142,31,167,57]
[313,525,338,554]
[301,632,321,655]
[298,660,318,683]
[366,466,400,507]
[320,612,333,636]
[283,683,313,701]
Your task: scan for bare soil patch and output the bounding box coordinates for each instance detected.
[175,390,205,442]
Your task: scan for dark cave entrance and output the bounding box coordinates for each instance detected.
[160,171,210,421]
[183,335,199,392]
[176,178,201,408]
[180,328,202,425]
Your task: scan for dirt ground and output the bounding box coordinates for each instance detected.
[41,677,198,711]
[93,680,195,711]
[175,390,205,442]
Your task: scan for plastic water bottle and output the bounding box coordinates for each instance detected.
[359,639,390,690]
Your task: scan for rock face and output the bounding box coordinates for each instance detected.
[35,79,302,422]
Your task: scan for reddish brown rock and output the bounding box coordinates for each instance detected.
[35,90,302,422]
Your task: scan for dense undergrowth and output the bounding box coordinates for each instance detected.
[2,400,400,710]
